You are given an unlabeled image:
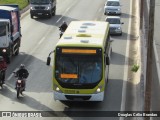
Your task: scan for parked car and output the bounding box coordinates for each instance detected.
[104,0,121,15]
[105,16,124,35]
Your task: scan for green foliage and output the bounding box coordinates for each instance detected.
[131,64,140,72]
[0,0,29,10]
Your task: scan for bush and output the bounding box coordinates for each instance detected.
[131,64,140,72]
[0,0,29,10]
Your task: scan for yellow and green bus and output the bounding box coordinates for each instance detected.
[47,21,112,101]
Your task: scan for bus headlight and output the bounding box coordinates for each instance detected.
[95,86,103,93]
[55,86,62,93]
[54,84,62,93]
[2,49,6,53]
[96,88,101,93]
[56,87,60,91]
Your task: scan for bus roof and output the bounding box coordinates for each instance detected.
[56,21,110,48]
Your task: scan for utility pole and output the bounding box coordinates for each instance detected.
[144,0,155,120]
[140,0,144,29]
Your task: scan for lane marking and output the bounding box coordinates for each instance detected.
[7,68,19,81]
[38,37,45,45]
[98,8,102,12]
[66,7,70,12]
[56,6,72,23]
[56,16,63,23]
[120,0,132,118]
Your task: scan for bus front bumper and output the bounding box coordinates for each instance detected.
[54,91,104,101]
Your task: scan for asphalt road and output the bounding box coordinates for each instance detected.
[0,0,138,120]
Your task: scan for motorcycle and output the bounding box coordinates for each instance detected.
[13,72,26,98]
[59,27,64,38]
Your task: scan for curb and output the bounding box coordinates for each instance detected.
[20,5,30,19]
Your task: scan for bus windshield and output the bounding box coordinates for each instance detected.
[0,25,6,37]
[30,0,50,4]
[55,54,102,85]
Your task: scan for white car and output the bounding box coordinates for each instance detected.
[104,0,121,15]
[105,16,124,35]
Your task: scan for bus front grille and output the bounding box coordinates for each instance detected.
[65,95,91,101]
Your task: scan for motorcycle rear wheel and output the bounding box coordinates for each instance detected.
[17,87,20,98]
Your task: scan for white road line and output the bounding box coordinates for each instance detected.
[66,7,70,12]
[98,8,102,12]
[56,6,72,23]
[120,0,132,119]
[56,16,63,23]
[38,37,45,45]
[6,68,19,81]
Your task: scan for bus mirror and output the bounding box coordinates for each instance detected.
[46,56,51,65]
[106,56,110,65]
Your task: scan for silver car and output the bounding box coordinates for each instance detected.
[105,16,124,35]
[104,0,121,15]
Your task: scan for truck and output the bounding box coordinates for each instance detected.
[0,5,21,63]
[29,0,56,18]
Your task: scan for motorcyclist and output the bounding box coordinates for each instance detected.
[15,64,29,91]
[59,21,68,32]
[0,56,7,84]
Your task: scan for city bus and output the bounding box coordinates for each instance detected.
[47,21,112,101]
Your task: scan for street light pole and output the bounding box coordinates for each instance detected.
[144,0,155,120]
